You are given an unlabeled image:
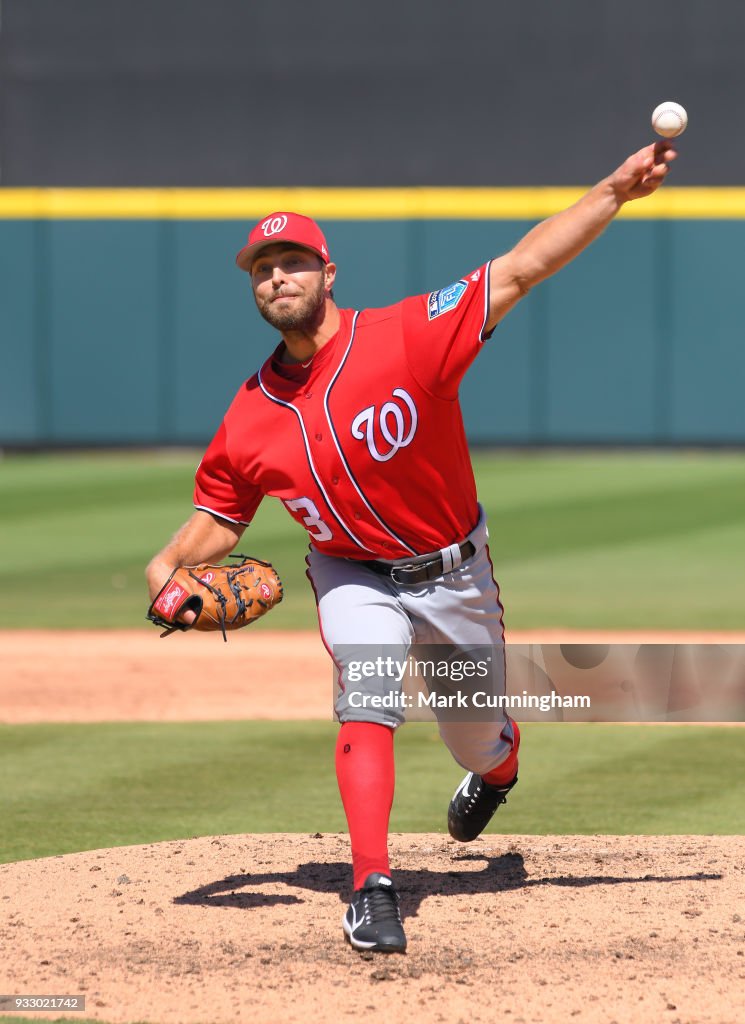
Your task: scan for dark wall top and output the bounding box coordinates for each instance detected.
[1,0,742,186]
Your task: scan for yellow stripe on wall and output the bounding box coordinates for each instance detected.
[1,187,745,219]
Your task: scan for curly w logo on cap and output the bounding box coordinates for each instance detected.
[236,212,330,270]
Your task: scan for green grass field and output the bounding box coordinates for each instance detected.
[2,1015,142,1024]
[0,449,744,629]
[1,451,743,876]
[0,1015,129,1024]
[1,722,743,865]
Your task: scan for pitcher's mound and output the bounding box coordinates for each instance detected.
[0,833,741,1024]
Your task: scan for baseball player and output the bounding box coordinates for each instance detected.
[146,141,677,954]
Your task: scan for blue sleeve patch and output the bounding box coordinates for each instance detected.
[427,279,468,320]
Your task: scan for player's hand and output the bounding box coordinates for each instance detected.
[610,141,678,203]
[146,560,198,624]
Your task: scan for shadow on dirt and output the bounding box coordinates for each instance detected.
[174,851,722,916]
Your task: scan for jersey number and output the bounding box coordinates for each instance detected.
[284,497,333,542]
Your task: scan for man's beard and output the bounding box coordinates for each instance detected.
[255,274,327,332]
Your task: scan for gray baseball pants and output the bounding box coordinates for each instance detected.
[306,507,516,776]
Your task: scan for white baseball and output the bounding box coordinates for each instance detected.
[651,101,688,138]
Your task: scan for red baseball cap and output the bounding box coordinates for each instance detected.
[235,212,330,272]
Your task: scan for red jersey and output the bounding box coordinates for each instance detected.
[194,263,494,559]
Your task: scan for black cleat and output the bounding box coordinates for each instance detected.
[342,872,407,953]
[448,771,518,842]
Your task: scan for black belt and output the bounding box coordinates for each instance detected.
[360,540,476,586]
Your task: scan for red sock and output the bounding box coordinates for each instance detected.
[482,720,521,786]
[335,721,395,890]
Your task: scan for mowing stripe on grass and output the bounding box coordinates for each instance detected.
[1,723,742,864]
[0,451,743,629]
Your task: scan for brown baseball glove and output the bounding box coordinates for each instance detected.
[147,555,283,641]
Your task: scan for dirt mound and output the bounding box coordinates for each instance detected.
[1,833,742,1024]
[2,632,743,1022]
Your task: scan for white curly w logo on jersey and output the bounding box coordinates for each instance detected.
[351,388,418,463]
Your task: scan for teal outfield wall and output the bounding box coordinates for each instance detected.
[1,216,744,446]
